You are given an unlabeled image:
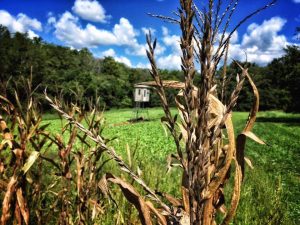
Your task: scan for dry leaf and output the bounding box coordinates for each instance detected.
[22,151,40,174]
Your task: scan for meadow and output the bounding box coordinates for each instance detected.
[44,108,300,224]
[1,0,299,223]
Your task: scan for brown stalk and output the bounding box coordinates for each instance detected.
[146,34,185,169]
[145,1,274,224]
[103,173,153,225]
[0,1,270,224]
[1,76,54,224]
[45,93,171,214]
[221,39,230,103]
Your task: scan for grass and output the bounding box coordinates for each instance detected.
[43,108,300,224]
[232,112,300,225]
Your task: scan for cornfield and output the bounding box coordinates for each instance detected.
[0,0,277,224]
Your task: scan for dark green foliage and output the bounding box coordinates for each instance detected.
[0,25,299,112]
[267,45,300,112]
[218,45,300,112]
[0,25,186,110]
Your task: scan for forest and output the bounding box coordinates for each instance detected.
[0,25,299,112]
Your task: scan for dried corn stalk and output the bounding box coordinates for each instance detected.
[0,78,43,225]
[0,77,112,224]
[143,0,275,224]
[45,1,276,224]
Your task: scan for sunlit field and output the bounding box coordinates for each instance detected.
[44,108,300,224]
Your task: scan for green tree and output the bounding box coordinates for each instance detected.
[0,26,12,96]
[267,45,300,112]
[97,57,132,107]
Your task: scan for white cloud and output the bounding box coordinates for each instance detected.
[230,31,239,44]
[125,42,165,56]
[114,56,132,67]
[293,33,300,41]
[135,62,151,69]
[228,17,289,65]
[17,13,42,31]
[217,31,239,44]
[54,11,115,48]
[124,27,165,57]
[51,11,161,63]
[0,10,42,38]
[45,12,56,33]
[53,12,141,48]
[155,26,181,69]
[27,30,39,39]
[157,54,181,70]
[47,16,56,25]
[293,0,300,3]
[72,0,111,23]
[53,11,165,57]
[113,17,138,46]
[101,48,116,57]
[141,27,156,35]
[125,44,146,56]
[162,33,181,54]
[162,26,169,36]
[97,48,132,67]
[156,17,291,69]
[242,17,286,51]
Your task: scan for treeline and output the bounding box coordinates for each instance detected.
[0,25,299,112]
[220,48,300,112]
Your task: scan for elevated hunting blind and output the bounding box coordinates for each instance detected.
[134,84,150,102]
[132,84,151,121]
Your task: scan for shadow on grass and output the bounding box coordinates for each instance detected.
[256,116,300,126]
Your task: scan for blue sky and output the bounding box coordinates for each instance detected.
[0,0,299,69]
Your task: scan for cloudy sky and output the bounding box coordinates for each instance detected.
[1,0,299,69]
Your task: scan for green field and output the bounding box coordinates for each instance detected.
[44,108,300,224]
